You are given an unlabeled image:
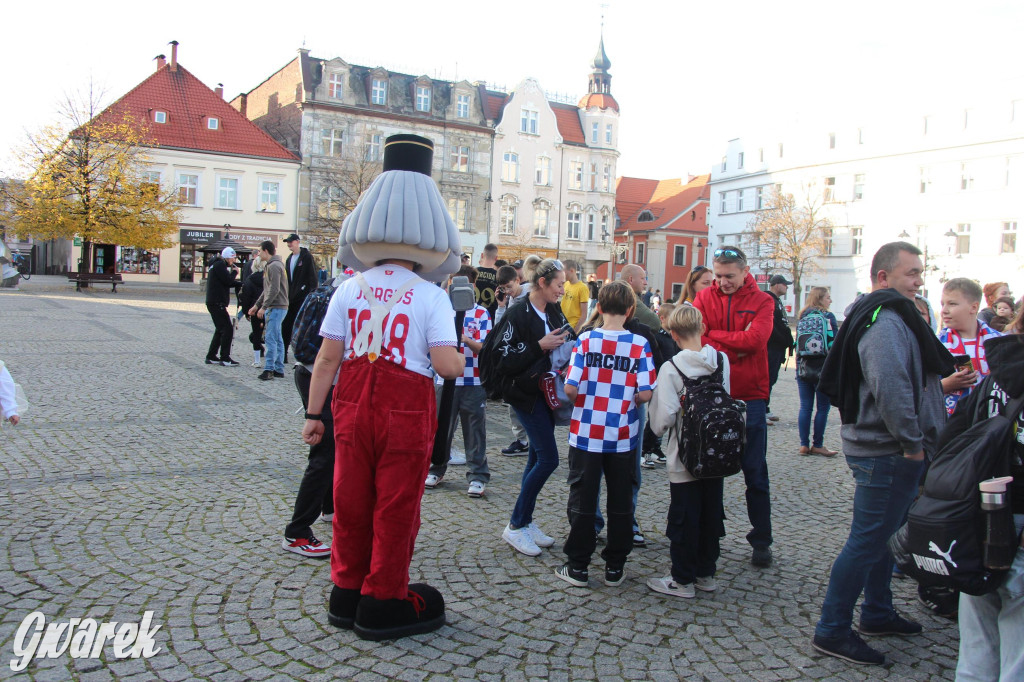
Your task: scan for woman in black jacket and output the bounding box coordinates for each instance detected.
[239,258,266,367]
[494,258,570,557]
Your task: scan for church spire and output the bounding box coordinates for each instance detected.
[588,35,612,95]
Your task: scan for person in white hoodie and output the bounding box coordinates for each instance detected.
[646,305,730,599]
[0,360,21,426]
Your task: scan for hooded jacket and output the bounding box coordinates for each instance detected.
[940,334,1024,514]
[693,273,773,401]
[255,255,288,310]
[649,345,731,483]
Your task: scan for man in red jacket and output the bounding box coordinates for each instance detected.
[693,246,775,567]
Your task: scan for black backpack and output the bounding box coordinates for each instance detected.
[888,391,1024,596]
[671,354,746,479]
[290,281,338,364]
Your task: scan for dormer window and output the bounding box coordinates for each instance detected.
[638,210,655,223]
[154,110,167,124]
[207,117,219,130]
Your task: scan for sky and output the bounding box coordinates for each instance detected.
[2,0,1022,180]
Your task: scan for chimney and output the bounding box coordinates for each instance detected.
[155,54,166,71]
[215,83,223,99]
[238,93,248,117]
[169,40,179,71]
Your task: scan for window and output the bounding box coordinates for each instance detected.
[154,110,167,124]
[321,128,343,156]
[586,212,596,241]
[956,223,971,255]
[829,132,836,149]
[450,145,470,172]
[502,152,520,182]
[638,210,654,223]
[853,174,865,201]
[603,165,611,191]
[636,243,645,264]
[318,186,343,219]
[329,73,344,99]
[671,283,684,300]
[1002,222,1018,254]
[566,211,581,239]
[601,214,609,241]
[738,152,744,169]
[824,177,836,202]
[365,134,382,161]
[447,198,469,231]
[673,245,686,266]
[823,227,833,255]
[177,173,198,205]
[500,198,517,234]
[960,163,974,190]
[591,122,599,144]
[415,85,431,112]
[142,171,161,194]
[535,156,551,185]
[605,124,612,144]
[457,94,470,118]
[216,177,239,209]
[920,167,930,194]
[755,186,764,210]
[589,163,598,190]
[371,78,387,105]
[720,192,727,214]
[569,161,584,190]
[207,117,219,130]
[520,108,538,134]
[721,155,727,172]
[851,226,863,255]
[117,247,160,275]
[736,189,745,212]
[533,205,549,236]
[259,181,280,212]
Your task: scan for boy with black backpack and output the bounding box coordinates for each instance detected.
[647,305,738,598]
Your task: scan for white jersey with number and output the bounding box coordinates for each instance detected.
[319,265,458,378]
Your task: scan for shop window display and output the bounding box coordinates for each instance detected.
[117,247,160,275]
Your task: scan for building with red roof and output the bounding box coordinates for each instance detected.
[598,174,710,300]
[69,42,300,284]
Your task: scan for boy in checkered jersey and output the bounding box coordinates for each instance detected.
[425,265,493,497]
[558,281,657,588]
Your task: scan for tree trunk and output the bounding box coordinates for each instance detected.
[79,240,92,288]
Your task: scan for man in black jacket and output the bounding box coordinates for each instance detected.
[205,247,242,366]
[283,233,319,360]
[766,274,794,422]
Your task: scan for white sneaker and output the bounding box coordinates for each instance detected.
[526,522,555,548]
[646,576,695,598]
[502,524,541,556]
[467,481,485,498]
[448,448,466,465]
[320,513,334,523]
[424,474,442,489]
[695,576,717,592]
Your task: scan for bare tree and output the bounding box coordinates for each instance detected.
[306,148,382,269]
[499,223,545,263]
[745,184,832,306]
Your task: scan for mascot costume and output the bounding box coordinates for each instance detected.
[301,134,464,640]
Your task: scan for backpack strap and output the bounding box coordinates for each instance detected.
[351,273,419,361]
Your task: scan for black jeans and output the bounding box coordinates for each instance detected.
[206,303,233,360]
[667,478,725,584]
[766,347,786,412]
[282,300,302,357]
[248,314,264,352]
[284,365,335,540]
[564,445,634,571]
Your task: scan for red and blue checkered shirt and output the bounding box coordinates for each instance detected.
[435,304,492,387]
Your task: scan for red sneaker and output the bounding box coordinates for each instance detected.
[281,535,330,558]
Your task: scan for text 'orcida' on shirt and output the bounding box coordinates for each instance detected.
[435,304,491,386]
[319,265,458,378]
[565,329,657,453]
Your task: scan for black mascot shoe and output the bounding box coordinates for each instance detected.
[353,583,445,641]
[327,586,362,629]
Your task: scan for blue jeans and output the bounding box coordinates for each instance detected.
[796,377,832,448]
[956,515,1024,682]
[263,307,286,373]
[815,453,925,639]
[742,399,772,548]
[509,397,560,529]
[595,402,644,535]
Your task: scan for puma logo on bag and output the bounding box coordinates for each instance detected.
[929,540,959,568]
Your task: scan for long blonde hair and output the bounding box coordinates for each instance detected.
[798,286,830,318]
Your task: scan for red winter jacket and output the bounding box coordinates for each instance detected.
[693,273,773,401]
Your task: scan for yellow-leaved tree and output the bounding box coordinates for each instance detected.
[1,89,180,276]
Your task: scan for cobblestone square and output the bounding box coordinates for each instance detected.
[0,284,959,680]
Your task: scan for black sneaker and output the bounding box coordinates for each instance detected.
[811,632,886,665]
[751,546,773,567]
[604,566,625,587]
[916,585,959,620]
[554,563,589,587]
[205,357,220,365]
[273,371,285,378]
[859,611,923,636]
[258,370,275,381]
[220,358,240,367]
[501,439,529,455]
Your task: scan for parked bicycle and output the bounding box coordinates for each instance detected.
[11,253,30,280]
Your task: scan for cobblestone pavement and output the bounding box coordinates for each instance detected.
[0,288,959,680]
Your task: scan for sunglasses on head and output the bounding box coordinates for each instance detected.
[692,266,709,274]
[713,248,742,259]
[540,259,564,278]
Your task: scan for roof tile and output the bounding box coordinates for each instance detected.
[616,174,710,234]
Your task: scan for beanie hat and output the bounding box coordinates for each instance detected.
[221,247,236,259]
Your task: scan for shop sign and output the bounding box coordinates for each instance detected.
[179,229,221,245]
[73,237,82,246]
[755,273,769,283]
[226,232,279,245]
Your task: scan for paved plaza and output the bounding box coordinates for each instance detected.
[0,282,959,680]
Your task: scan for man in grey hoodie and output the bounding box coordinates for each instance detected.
[812,242,945,666]
[250,240,289,381]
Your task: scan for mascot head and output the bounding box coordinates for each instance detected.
[336,134,462,282]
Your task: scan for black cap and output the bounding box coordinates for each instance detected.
[512,259,524,269]
[769,274,792,286]
[284,233,300,243]
[383,134,434,176]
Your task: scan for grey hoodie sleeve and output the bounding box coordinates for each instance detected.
[649,364,683,437]
[858,313,925,454]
